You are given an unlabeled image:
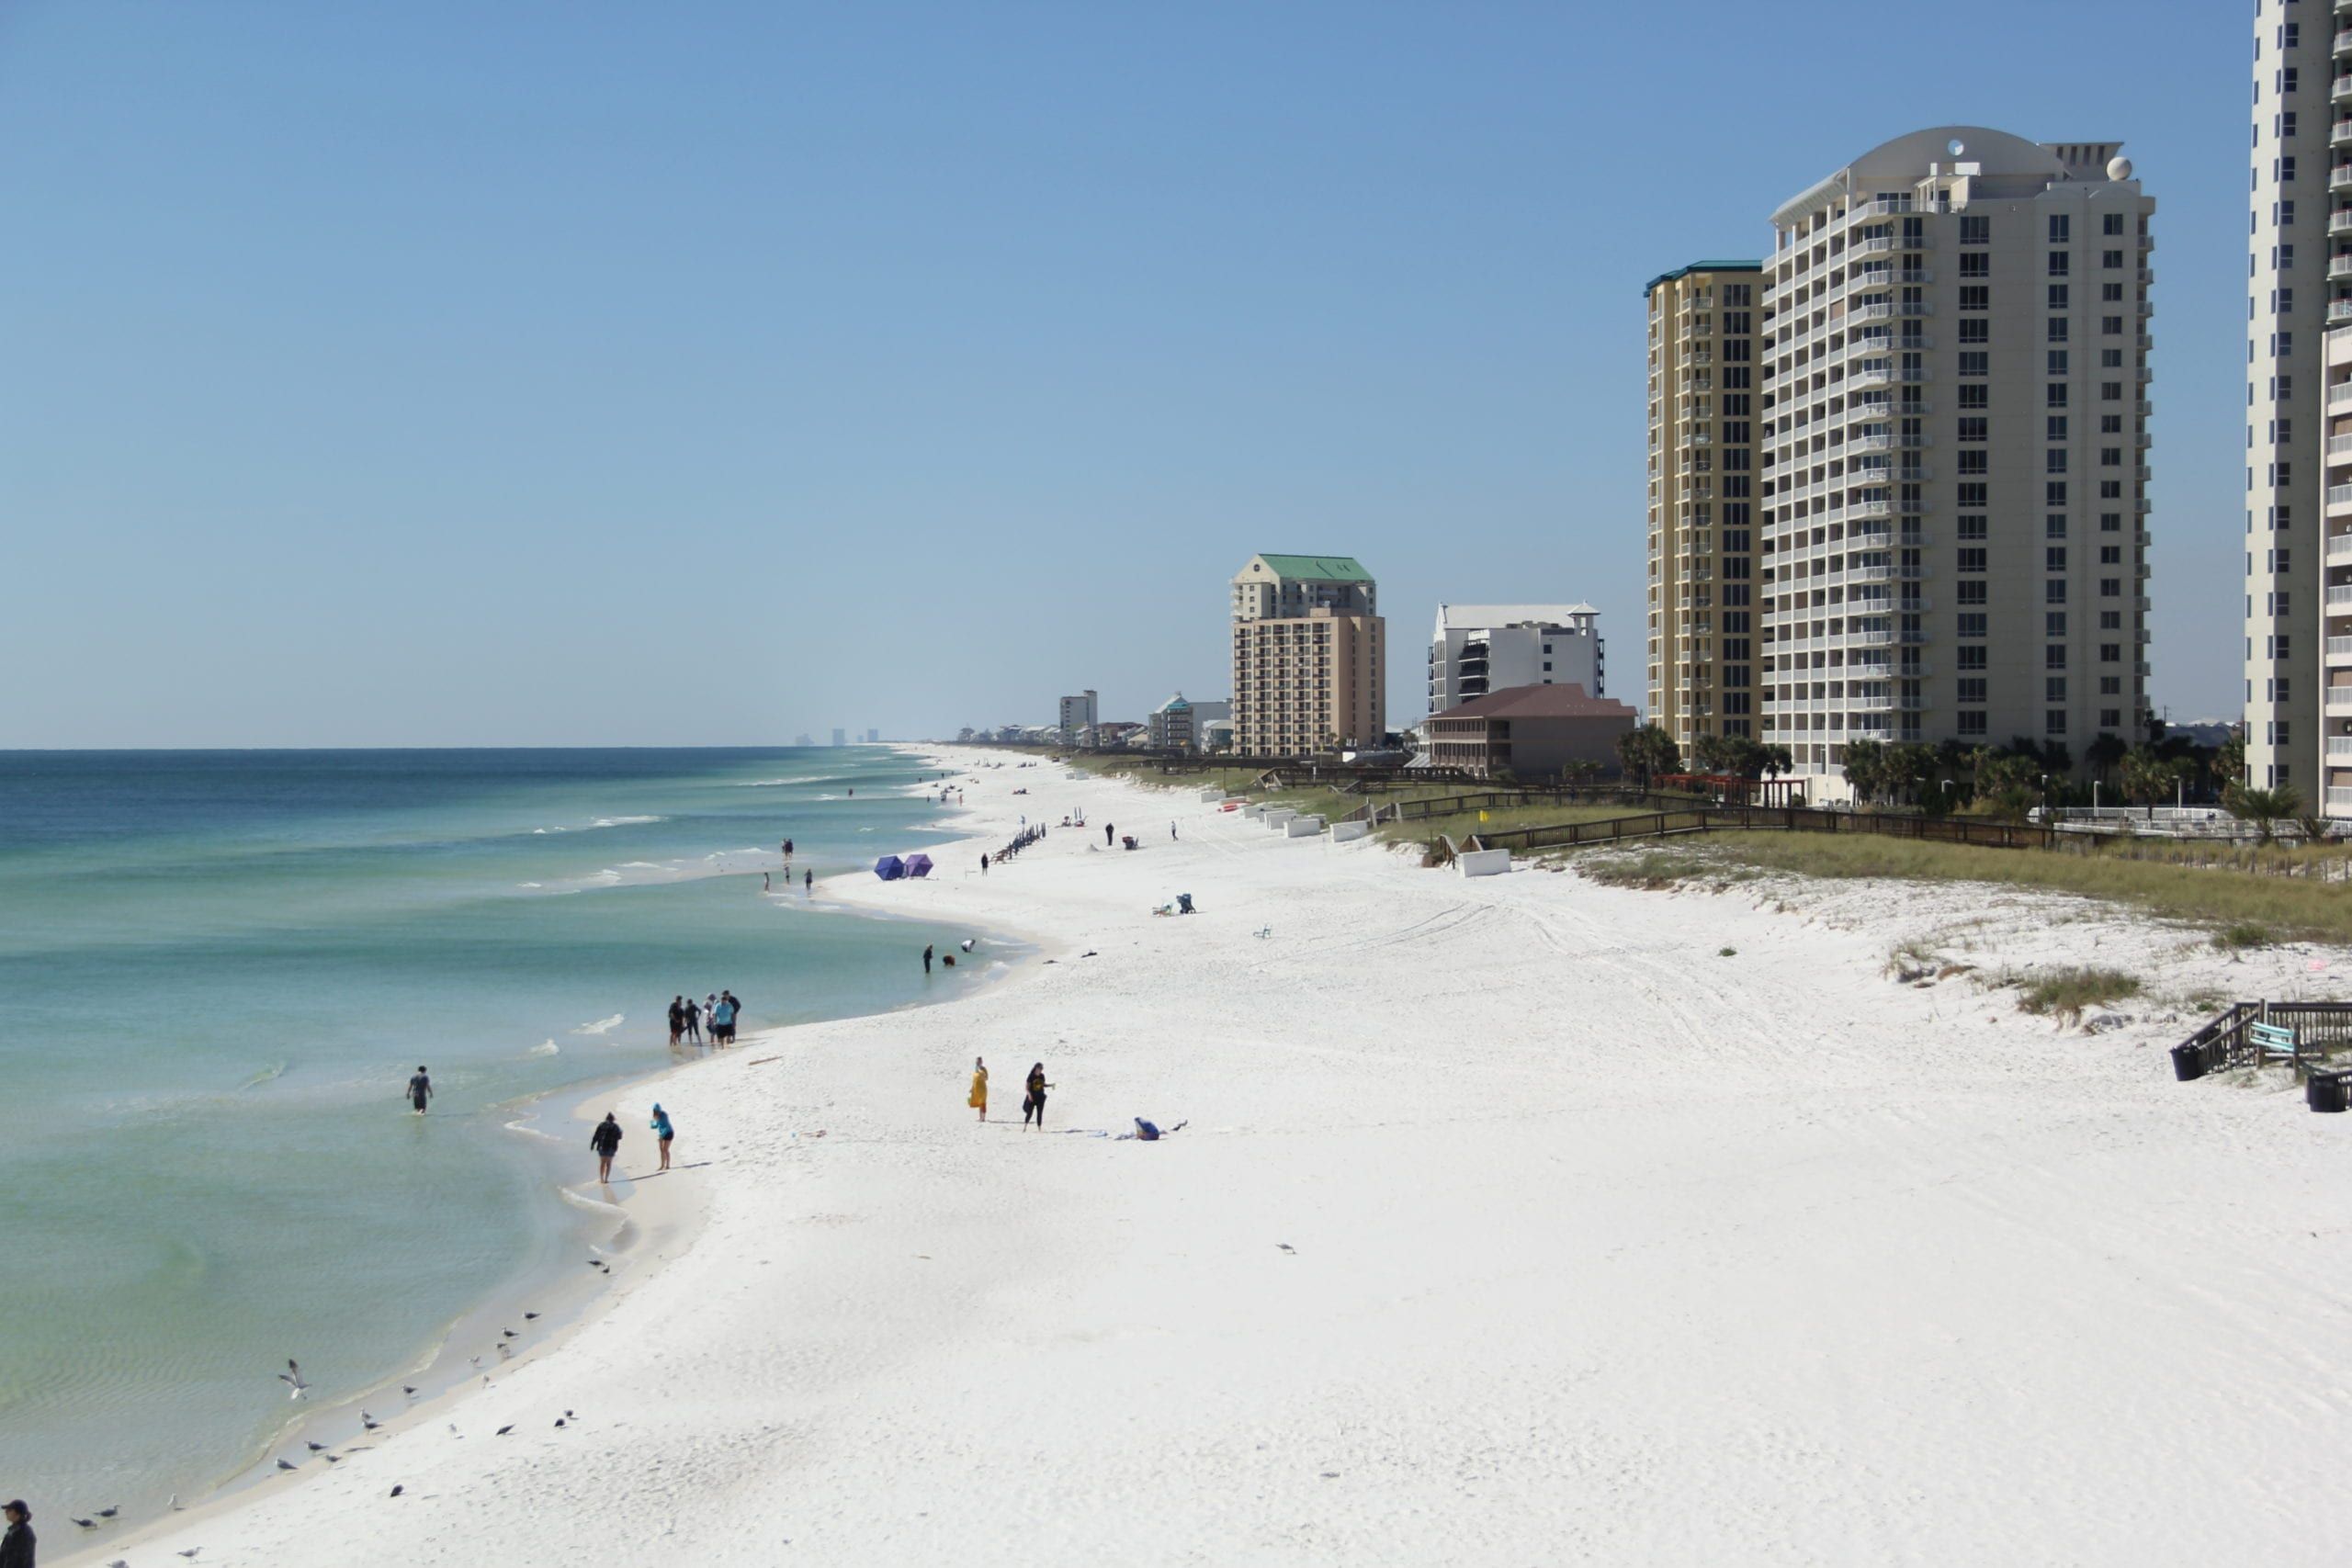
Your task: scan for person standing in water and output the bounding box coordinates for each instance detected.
[650,1103,674,1172]
[968,1057,989,1122]
[668,995,685,1048]
[804,867,813,896]
[591,1112,623,1182]
[684,996,702,1045]
[407,1066,434,1115]
[923,943,933,976]
[1023,1062,1054,1129]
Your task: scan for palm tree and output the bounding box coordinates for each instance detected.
[2225,782,2302,845]
[1616,724,1681,789]
[1841,739,1886,805]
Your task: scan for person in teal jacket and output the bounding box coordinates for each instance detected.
[650,1104,675,1172]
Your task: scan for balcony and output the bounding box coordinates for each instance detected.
[2334,209,2352,236]
[2331,788,2352,818]
[2329,635,2352,665]
[2329,692,2352,718]
[2330,485,2352,513]
[2334,300,2352,326]
[2335,163,2352,192]
[2340,27,2352,52]
[2335,74,2352,102]
[2333,254,2352,280]
[2337,117,2352,147]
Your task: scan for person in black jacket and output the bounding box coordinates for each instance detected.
[591,1113,624,1183]
[1,1499,35,1568]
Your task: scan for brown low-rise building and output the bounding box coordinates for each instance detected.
[1423,683,1638,780]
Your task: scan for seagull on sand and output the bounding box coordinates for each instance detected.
[179,1551,203,1561]
[501,1327,517,1339]
[277,1458,299,1472]
[278,1358,310,1398]
[108,1560,130,1568]
[524,1311,539,1321]
[307,1440,328,1451]
[72,1516,96,1529]
[390,1484,404,1497]
[96,1506,119,1518]
[495,1424,514,1436]
[362,1412,381,1430]
[402,1384,417,1396]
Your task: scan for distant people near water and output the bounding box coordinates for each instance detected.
[968,1057,989,1122]
[711,991,737,1045]
[669,995,686,1048]
[591,1112,623,1182]
[1,1500,31,1568]
[650,1103,674,1172]
[804,868,813,896]
[1170,820,1177,840]
[1105,822,1115,848]
[923,943,933,976]
[1023,1063,1054,1129]
[980,852,989,875]
[763,872,771,892]
[706,993,719,1040]
[783,838,795,861]
[684,996,703,1045]
[408,1065,434,1115]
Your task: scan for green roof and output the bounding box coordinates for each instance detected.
[1252,554,1374,582]
[1642,258,1762,299]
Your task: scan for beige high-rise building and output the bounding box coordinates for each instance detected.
[1228,554,1385,756]
[1760,128,2154,796]
[1645,262,1764,750]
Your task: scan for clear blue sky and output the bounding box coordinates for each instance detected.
[0,0,2246,746]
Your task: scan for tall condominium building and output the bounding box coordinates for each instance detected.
[1645,262,1764,748]
[1429,604,1604,716]
[1228,553,1385,755]
[1759,128,2154,795]
[2267,3,2347,810]
[830,728,846,748]
[1057,690,1098,746]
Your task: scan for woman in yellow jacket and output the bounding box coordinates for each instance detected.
[968,1056,989,1122]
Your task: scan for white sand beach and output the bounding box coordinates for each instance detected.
[73,747,2352,1567]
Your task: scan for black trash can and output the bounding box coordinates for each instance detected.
[2171,1043,2208,1082]
[2308,1070,2350,1114]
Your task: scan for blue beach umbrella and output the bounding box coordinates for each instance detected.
[873,854,906,881]
[903,852,933,878]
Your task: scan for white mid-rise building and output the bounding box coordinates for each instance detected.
[1427,604,1603,716]
[1057,690,1098,746]
[1761,127,2154,796]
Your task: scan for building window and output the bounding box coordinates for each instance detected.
[2046,710,2067,736]
[1958,678,1987,703]
[1958,547,1987,572]
[1959,710,1987,736]
[1961,215,1990,243]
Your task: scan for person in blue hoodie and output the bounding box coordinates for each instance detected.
[650,1104,675,1172]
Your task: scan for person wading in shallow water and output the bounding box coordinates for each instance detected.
[591,1112,624,1182]
[923,943,933,976]
[407,1066,434,1115]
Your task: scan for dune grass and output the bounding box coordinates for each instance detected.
[1589,831,2352,943]
[2010,967,2143,1019]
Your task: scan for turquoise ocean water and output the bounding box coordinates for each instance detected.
[0,747,967,1521]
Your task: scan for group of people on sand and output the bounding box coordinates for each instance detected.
[968,1056,1055,1128]
[589,1101,675,1179]
[668,991,743,1048]
[765,840,813,897]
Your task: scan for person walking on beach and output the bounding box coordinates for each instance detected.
[923,943,933,976]
[684,996,702,1045]
[650,1103,674,1172]
[1,1500,33,1568]
[668,996,685,1048]
[968,1057,989,1122]
[1170,819,1177,840]
[407,1066,434,1115]
[591,1112,624,1182]
[1104,822,1114,848]
[1023,1063,1054,1129]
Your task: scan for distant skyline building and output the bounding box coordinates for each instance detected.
[831,728,846,748]
[865,728,880,744]
[1429,603,1604,719]
[1645,261,1762,748]
[1229,553,1385,756]
[793,732,813,748]
[1760,128,2154,795]
[1057,690,1098,746]
[1147,692,1230,751]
